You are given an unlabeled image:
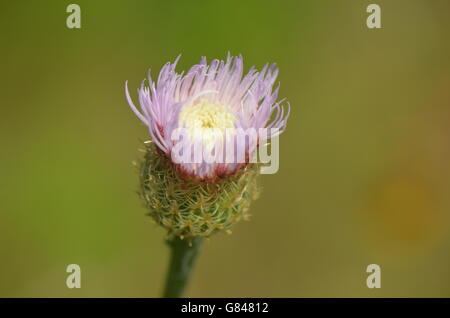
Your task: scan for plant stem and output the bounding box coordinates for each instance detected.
[162,236,203,298]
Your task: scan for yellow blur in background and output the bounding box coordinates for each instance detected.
[0,0,449,297]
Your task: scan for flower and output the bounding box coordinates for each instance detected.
[126,54,289,181]
[126,54,290,239]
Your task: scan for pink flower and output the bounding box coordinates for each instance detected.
[126,54,289,180]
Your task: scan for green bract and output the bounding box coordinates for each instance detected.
[139,142,260,239]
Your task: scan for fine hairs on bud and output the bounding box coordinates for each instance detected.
[139,142,260,239]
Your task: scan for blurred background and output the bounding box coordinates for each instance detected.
[1,0,449,297]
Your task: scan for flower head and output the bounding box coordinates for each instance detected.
[126,54,289,181]
[126,54,289,239]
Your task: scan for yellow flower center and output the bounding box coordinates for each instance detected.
[178,99,236,148]
[179,99,236,130]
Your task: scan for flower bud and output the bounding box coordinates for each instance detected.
[127,54,290,239]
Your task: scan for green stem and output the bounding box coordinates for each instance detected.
[162,236,203,298]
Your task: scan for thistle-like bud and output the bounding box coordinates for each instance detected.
[139,142,259,239]
[126,54,289,239]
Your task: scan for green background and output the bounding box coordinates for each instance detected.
[1,0,450,297]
